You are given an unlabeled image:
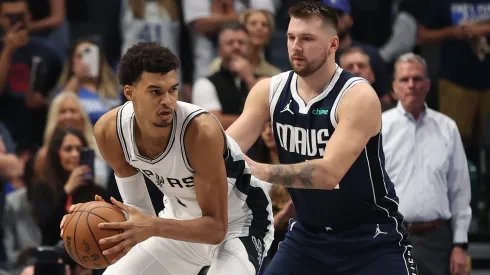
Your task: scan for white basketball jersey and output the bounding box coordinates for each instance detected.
[121,1,179,57]
[116,101,274,247]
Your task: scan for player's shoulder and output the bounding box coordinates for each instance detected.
[342,81,379,106]
[185,112,222,139]
[93,104,123,143]
[269,70,292,91]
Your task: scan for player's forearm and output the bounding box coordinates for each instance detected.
[265,160,338,190]
[153,216,227,245]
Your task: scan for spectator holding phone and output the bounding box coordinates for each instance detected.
[34,92,110,189]
[31,128,108,247]
[0,0,62,148]
[56,39,121,125]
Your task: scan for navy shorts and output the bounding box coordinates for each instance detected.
[264,219,418,275]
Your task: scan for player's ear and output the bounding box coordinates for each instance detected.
[123,85,133,101]
[329,35,339,54]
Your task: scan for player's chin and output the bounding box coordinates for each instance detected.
[152,119,172,128]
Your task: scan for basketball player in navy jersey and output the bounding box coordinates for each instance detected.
[227,1,418,274]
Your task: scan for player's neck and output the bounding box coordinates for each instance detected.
[133,117,172,154]
[297,60,337,96]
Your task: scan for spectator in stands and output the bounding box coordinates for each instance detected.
[0,0,62,148]
[183,0,276,81]
[56,39,121,125]
[418,0,490,153]
[339,47,395,109]
[120,0,179,58]
[8,128,108,275]
[0,122,23,269]
[34,92,110,189]
[382,53,471,275]
[192,22,260,129]
[26,0,69,61]
[210,9,281,77]
[3,158,41,271]
[33,128,109,247]
[322,0,391,98]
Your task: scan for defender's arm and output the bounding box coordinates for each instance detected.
[153,114,228,244]
[226,78,271,152]
[260,82,382,190]
[94,108,156,216]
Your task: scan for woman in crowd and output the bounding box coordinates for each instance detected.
[210,8,281,77]
[6,128,109,275]
[56,39,121,125]
[34,92,109,189]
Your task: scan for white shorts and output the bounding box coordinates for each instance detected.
[103,235,266,275]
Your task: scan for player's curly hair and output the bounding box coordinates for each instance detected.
[118,42,180,86]
[288,1,339,32]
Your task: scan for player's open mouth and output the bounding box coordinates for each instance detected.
[158,110,172,118]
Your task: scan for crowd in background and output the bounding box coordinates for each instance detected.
[0,0,488,274]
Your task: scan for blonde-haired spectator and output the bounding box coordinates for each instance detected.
[34,92,109,188]
[210,9,281,77]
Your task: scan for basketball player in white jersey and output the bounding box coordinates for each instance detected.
[60,42,274,275]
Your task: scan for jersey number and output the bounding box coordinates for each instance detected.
[138,24,162,42]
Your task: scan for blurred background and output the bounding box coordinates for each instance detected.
[0,0,488,274]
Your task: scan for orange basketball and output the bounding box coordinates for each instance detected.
[62,201,127,269]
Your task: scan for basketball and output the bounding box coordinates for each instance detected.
[62,201,127,269]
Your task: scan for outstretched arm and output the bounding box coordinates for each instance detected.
[226,78,271,152]
[252,82,382,190]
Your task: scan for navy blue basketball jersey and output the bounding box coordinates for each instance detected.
[269,66,404,230]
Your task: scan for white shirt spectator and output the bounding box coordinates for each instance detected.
[183,0,276,80]
[192,77,242,112]
[382,102,472,243]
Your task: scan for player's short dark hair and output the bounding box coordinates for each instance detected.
[218,22,248,37]
[288,1,339,32]
[118,42,180,86]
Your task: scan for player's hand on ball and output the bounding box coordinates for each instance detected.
[98,197,157,263]
[60,195,105,237]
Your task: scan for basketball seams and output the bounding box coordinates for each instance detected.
[72,201,96,265]
[86,211,111,266]
[64,203,84,231]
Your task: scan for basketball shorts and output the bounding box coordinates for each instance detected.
[264,219,418,275]
[103,234,266,275]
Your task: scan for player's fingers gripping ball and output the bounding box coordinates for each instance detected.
[62,201,127,269]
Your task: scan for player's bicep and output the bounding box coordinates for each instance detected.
[226,78,271,152]
[322,83,382,183]
[186,115,228,226]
